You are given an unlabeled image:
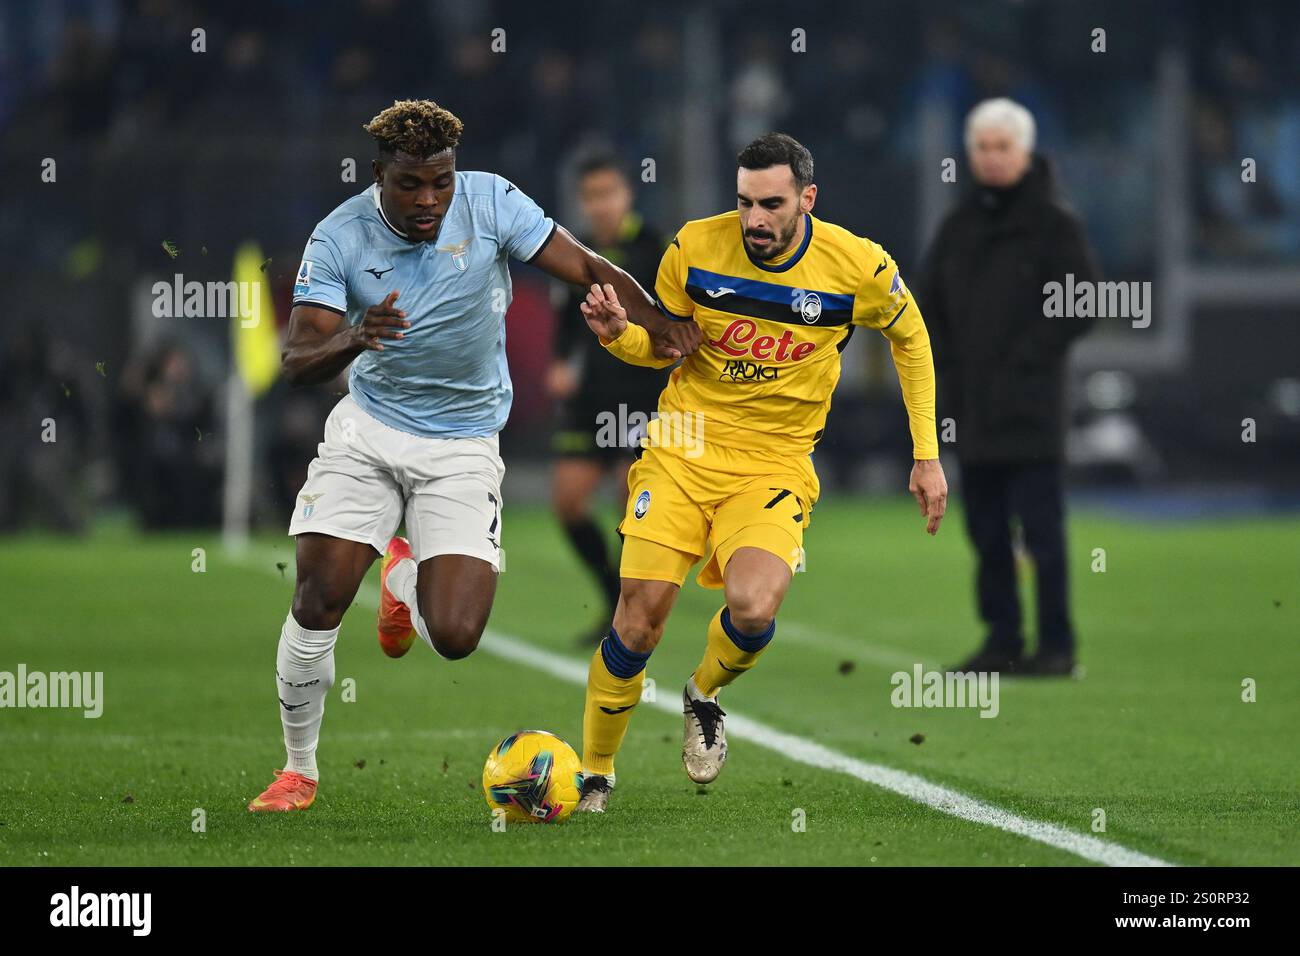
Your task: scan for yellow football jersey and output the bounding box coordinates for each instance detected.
[603,210,938,460]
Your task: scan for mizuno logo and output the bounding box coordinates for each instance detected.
[279,698,308,712]
[365,266,394,279]
[505,183,516,194]
[600,704,636,714]
[718,658,744,673]
[874,259,887,277]
[308,236,326,245]
[706,287,736,298]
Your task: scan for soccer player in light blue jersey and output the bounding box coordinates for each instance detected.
[250,100,701,812]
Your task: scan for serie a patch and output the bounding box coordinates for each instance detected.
[293,259,313,296]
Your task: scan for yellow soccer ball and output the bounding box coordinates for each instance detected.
[482,730,584,823]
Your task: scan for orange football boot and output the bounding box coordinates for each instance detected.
[378,535,417,658]
[248,769,317,812]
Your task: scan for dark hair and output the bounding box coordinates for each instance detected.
[576,154,629,182]
[737,133,814,190]
[364,99,463,158]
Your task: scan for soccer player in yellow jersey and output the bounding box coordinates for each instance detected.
[572,133,948,812]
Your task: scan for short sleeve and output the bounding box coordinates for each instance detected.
[496,176,556,262]
[292,231,348,315]
[852,244,913,331]
[653,235,695,320]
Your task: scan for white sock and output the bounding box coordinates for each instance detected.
[276,612,338,781]
[686,676,717,703]
[386,556,447,658]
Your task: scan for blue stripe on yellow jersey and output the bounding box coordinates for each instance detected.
[683,267,856,325]
[604,209,938,459]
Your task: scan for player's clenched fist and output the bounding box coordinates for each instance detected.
[353,290,411,351]
[642,303,702,360]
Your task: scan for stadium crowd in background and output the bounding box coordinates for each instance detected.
[1,1,1297,531]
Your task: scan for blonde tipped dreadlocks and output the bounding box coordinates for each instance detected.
[363,99,464,157]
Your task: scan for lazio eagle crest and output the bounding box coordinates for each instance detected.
[436,238,471,272]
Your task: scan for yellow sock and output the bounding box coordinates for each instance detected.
[582,628,650,776]
[692,607,776,698]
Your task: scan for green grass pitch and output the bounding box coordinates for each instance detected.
[0,498,1295,866]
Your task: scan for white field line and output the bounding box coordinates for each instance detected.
[777,620,933,670]
[241,550,1174,867]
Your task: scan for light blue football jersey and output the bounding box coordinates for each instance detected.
[291,171,556,437]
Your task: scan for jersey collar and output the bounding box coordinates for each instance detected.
[370,183,422,244]
[745,213,812,273]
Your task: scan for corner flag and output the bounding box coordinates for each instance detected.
[231,241,280,397]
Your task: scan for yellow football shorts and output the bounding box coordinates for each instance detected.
[618,441,819,589]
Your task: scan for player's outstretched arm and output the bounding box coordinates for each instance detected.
[530,225,701,360]
[579,282,675,369]
[281,292,410,386]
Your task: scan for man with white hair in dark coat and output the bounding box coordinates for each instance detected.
[920,98,1099,676]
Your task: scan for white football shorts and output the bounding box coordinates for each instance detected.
[288,394,505,569]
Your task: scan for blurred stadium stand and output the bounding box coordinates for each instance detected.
[1,0,1297,531]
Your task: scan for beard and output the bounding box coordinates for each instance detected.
[744,215,801,260]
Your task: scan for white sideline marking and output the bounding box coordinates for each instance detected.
[778,620,931,670]
[479,630,1173,867]
[243,550,1174,867]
